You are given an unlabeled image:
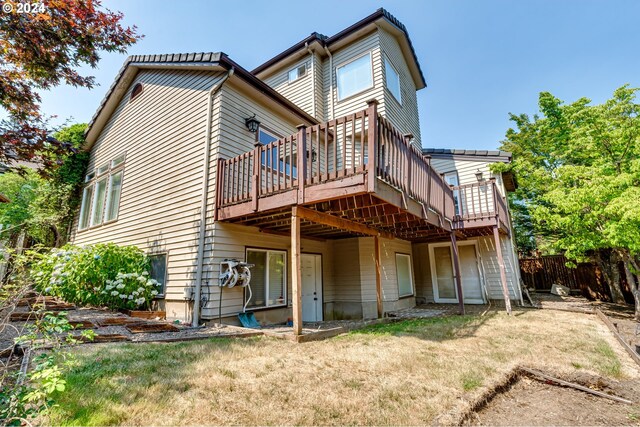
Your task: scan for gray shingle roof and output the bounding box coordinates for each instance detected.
[84,52,318,144]
[422,148,512,159]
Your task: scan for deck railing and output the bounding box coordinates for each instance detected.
[217,102,470,227]
[452,180,509,228]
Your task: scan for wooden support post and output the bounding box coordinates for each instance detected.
[493,225,512,315]
[296,124,307,204]
[450,232,465,315]
[291,207,303,335]
[214,158,225,221]
[366,99,378,193]
[374,236,383,318]
[251,146,260,212]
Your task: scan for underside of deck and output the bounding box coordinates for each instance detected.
[215,102,510,243]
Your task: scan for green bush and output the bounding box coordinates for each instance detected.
[30,243,158,310]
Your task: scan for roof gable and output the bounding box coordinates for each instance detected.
[252,8,427,89]
[84,53,318,147]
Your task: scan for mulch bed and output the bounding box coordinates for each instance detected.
[465,371,640,426]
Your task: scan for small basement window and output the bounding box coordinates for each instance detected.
[130,83,143,101]
[149,253,167,296]
[288,63,307,82]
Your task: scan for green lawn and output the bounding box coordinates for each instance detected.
[45,309,636,426]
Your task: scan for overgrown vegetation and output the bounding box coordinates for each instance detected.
[0,124,89,250]
[497,85,640,313]
[0,280,95,425]
[30,244,158,310]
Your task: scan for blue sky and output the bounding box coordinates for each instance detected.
[38,0,640,150]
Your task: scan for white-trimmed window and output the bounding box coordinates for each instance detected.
[396,253,414,297]
[79,153,126,230]
[245,248,286,309]
[385,57,401,104]
[336,52,373,101]
[288,63,307,82]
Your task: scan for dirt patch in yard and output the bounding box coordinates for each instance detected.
[467,372,640,426]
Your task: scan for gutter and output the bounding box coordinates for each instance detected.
[192,67,234,327]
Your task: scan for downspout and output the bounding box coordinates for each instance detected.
[323,45,334,120]
[305,42,316,119]
[192,67,234,327]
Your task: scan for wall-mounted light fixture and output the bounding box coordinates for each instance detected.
[307,148,318,163]
[475,169,484,182]
[245,114,260,133]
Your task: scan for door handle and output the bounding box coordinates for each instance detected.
[314,298,318,301]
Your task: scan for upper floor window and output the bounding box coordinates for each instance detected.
[288,63,307,83]
[385,58,402,104]
[78,153,126,230]
[336,52,373,101]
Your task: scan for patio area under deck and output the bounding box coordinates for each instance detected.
[214,101,514,334]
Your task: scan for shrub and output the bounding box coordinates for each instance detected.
[31,243,158,310]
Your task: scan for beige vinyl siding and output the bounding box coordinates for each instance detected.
[200,80,304,320]
[198,222,332,321]
[358,237,415,317]
[263,55,315,118]
[313,51,325,121]
[412,242,434,303]
[429,158,508,196]
[323,31,387,121]
[328,238,362,304]
[71,69,226,318]
[378,28,422,147]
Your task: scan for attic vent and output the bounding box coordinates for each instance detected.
[130,83,143,101]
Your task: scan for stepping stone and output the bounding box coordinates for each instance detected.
[69,320,95,329]
[97,317,144,326]
[126,323,179,334]
[10,312,38,321]
[80,334,130,343]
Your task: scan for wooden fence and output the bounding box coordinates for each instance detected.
[519,255,612,301]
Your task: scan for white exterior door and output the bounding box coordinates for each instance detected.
[458,244,484,304]
[301,254,322,322]
[429,242,485,304]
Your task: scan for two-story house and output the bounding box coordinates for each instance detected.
[72,8,522,333]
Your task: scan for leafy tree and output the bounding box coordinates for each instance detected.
[0,0,141,170]
[496,85,640,316]
[0,124,88,247]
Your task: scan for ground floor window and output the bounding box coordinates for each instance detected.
[396,253,414,297]
[245,248,286,309]
[148,253,167,296]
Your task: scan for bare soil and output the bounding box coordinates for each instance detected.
[468,372,640,426]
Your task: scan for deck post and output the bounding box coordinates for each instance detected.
[214,158,225,221]
[366,99,378,193]
[291,206,303,335]
[374,235,383,318]
[493,225,512,315]
[450,231,465,315]
[296,124,307,204]
[252,146,260,212]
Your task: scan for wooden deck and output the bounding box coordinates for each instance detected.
[215,101,509,241]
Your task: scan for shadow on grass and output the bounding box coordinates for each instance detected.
[347,312,497,342]
[47,336,263,426]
